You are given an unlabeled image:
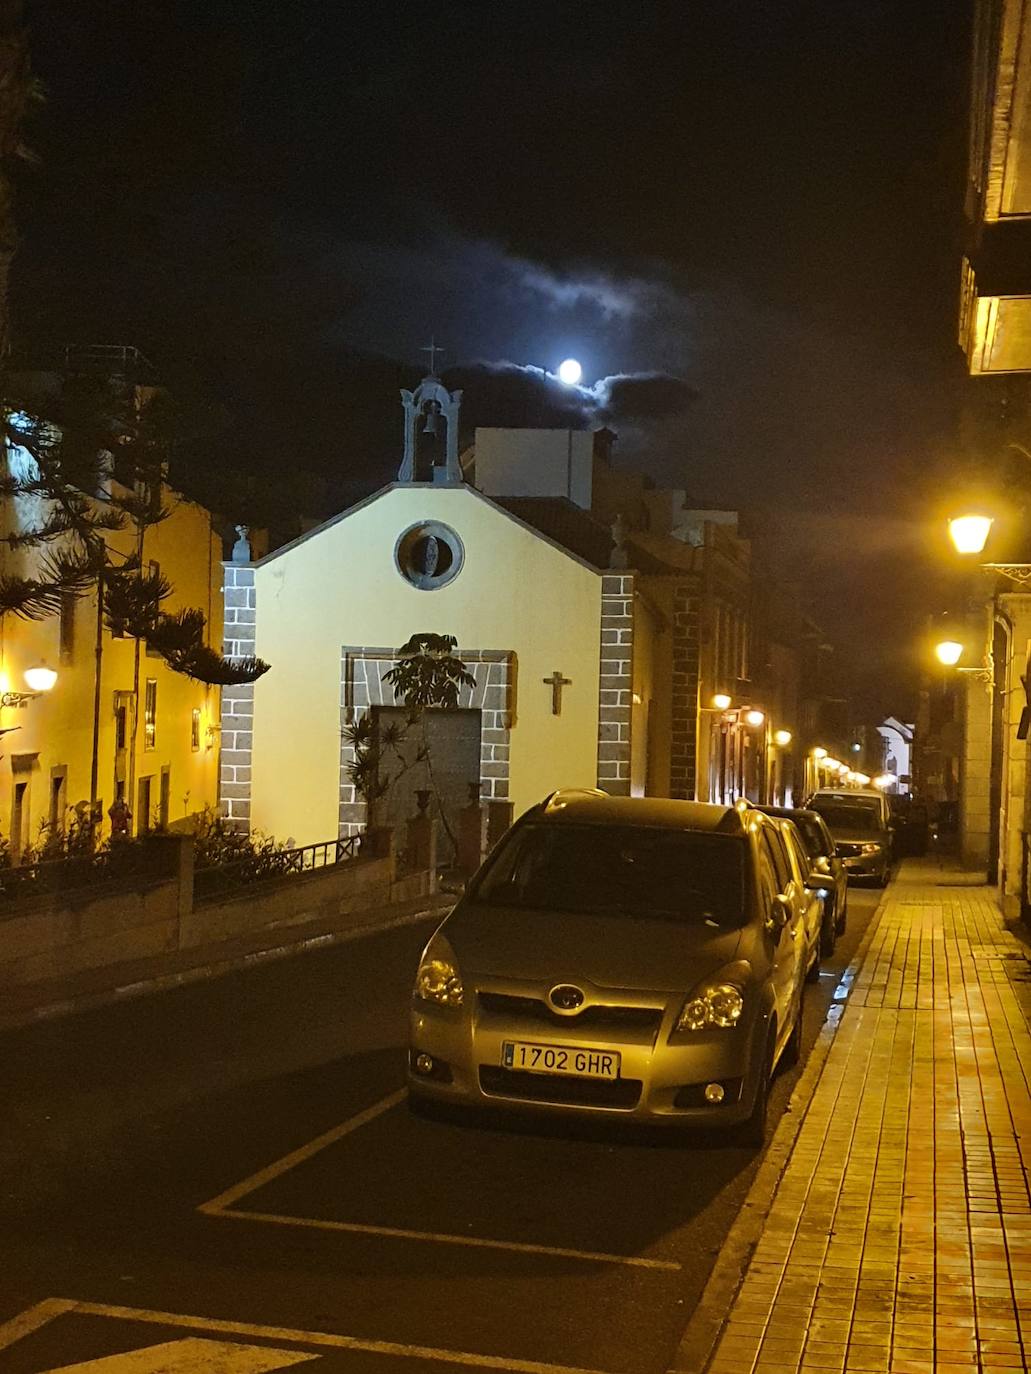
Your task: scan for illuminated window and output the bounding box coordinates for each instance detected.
[191,708,201,752]
[144,679,157,750]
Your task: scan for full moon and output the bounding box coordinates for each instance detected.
[557,358,583,386]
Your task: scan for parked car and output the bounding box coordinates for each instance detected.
[756,805,847,950]
[889,795,929,857]
[808,789,892,886]
[408,791,813,1146]
[768,819,824,977]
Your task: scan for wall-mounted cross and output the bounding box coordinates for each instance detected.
[421,337,444,376]
[543,671,572,715]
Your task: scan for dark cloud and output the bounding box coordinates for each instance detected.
[594,373,698,422]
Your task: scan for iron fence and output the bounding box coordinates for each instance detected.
[193,835,361,906]
[0,838,179,911]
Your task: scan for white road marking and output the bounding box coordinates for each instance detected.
[57,1301,618,1374]
[213,1204,681,1271]
[0,1298,78,1352]
[199,1090,406,1212]
[41,1336,320,1372]
[199,1089,679,1271]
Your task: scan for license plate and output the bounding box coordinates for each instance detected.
[501,1041,620,1080]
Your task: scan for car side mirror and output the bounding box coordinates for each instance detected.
[439,873,467,897]
[814,855,831,873]
[806,872,828,890]
[766,894,791,933]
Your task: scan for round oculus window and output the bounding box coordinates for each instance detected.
[394,521,465,590]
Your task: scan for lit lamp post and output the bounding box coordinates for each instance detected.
[1,661,58,708]
[935,640,964,667]
[948,515,993,556]
[772,727,792,805]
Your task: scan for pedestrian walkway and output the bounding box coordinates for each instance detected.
[701,860,1031,1373]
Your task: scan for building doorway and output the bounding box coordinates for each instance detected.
[138,775,152,835]
[10,779,29,863]
[371,706,481,857]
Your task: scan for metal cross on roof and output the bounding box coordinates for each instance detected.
[421,337,445,376]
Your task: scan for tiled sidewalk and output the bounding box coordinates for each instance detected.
[705,861,1031,1374]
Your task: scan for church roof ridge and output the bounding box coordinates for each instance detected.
[250,481,608,575]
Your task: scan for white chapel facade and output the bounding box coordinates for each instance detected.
[220,373,641,848]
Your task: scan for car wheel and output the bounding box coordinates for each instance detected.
[734,1029,774,1149]
[779,988,804,1071]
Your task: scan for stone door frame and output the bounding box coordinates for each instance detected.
[338,646,515,837]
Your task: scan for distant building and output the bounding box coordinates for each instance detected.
[223,371,830,848]
[0,350,224,851]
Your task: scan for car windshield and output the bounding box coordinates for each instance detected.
[474,822,747,925]
[810,801,881,834]
[792,816,830,857]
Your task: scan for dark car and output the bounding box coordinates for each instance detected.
[756,805,847,952]
[808,792,892,886]
[889,796,929,857]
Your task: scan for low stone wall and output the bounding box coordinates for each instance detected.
[0,838,433,994]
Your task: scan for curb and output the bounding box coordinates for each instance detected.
[0,904,447,1034]
[668,882,892,1374]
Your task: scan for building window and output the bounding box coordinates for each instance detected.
[138,775,152,834]
[59,593,75,664]
[191,708,201,752]
[144,679,157,750]
[394,521,464,590]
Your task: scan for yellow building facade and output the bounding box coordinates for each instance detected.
[224,482,617,848]
[0,457,223,854]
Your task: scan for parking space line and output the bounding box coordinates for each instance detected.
[199,1090,407,1212]
[0,1298,78,1352]
[199,1088,679,1271]
[59,1300,618,1374]
[212,1203,681,1270]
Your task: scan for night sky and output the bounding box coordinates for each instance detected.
[13,1,973,715]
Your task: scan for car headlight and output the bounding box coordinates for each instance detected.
[860,842,883,855]
[676,980,745,1032]
[414,935,464,1008]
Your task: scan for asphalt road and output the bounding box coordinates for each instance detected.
[0,885,883,1374]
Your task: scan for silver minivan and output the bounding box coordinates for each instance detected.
[408,791,820,1145]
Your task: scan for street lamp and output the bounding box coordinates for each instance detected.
[935,640,964,667]
[711,693,732,710]
[773,729,792,748]
[948,514,993,556]
[1,660,58,707]
[812,746,828,760]
[744,709,765,728]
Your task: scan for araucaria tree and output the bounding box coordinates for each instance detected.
[0,373,270,819]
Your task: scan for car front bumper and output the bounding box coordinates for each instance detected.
[839,851,887,879]
[408,996,770,1128]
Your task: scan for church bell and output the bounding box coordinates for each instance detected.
[422,403,440,436]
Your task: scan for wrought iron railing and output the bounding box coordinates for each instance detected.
[0,838,179,910]
[192,835,361,906]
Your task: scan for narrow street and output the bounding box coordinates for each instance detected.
[0,889,883,1374]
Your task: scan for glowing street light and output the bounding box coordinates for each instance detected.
[744,709,765,728]
[873,773,896,789]
[557,358,583,386]
[853,772,871,786]
[812,746,828,760]
[773,729,792,747]
[948,514,993,556]
[935,640,964,667]
[711,692,732,710]
[1,660,58,708]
